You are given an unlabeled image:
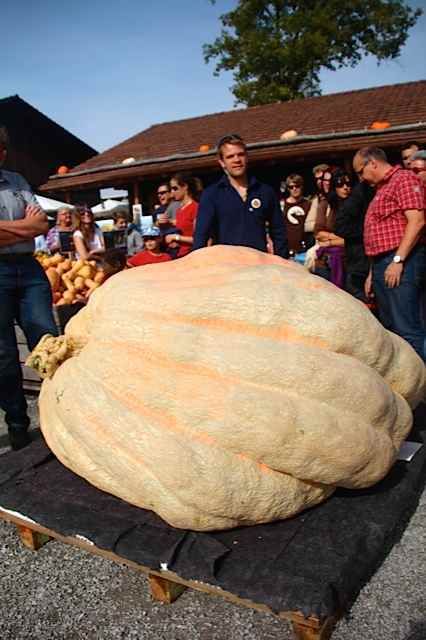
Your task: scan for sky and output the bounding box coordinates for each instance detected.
[2,0,425,153]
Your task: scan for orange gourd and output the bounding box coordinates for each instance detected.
[46,267,60,293]
[30,246,425,531]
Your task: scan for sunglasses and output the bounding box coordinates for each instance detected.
[335,180,351,188]
[288,184,301,190]
[157,190,169,196]
[411,166,426,175]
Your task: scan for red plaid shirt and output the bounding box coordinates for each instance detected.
[364,166,425,256]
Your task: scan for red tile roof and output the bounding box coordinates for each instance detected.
[40,80,426,192]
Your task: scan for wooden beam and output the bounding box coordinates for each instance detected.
[0,508,341,638]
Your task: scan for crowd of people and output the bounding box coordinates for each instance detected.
[1,118,426,451]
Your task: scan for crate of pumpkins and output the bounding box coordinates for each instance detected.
[36,253,106,306]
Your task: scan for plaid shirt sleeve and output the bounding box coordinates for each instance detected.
[395,172,424,212]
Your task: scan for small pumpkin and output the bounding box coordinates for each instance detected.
[280,129,298,140]
[32,246,425,531]
[369,121,391,130]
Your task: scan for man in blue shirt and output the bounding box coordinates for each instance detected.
[193,134,288,258]
[0,126,57,451]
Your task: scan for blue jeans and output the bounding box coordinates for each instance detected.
[372,246,426,361]
[0,255,57,431]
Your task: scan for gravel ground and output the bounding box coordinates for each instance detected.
[1,397,425,640]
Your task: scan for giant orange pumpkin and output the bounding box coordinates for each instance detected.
[30,246,425,531]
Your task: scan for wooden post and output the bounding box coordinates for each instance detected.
[148,574,187,604]
[17,525,51,551]
[133,182,140,205]
[291,615,337,640]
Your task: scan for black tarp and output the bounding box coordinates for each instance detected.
[1,405,425,620]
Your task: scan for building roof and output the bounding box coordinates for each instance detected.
[40,80,426,193]
[0,95,97,189]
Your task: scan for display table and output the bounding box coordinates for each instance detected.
[1,406,425,640]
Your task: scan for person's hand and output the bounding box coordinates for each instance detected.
[364,270,373,299]
[25,204,45,218]
[317,238,331,247]
[157,213,169,225]
[165,233,179,244]
[384,262,403,288]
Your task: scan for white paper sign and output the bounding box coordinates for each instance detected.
[397,441,423,462]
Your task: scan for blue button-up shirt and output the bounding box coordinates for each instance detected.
[193,174,288,258]
[0,169,38,254]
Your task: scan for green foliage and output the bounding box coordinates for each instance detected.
[204,0,422,106]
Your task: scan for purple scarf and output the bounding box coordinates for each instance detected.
[316,246,345,289]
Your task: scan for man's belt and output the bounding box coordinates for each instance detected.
[0,252,35,261]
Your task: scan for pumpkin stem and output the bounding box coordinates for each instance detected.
[26,333,82,379]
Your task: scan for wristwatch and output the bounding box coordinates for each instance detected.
[392,255,404,264]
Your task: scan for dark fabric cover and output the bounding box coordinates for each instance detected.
[1,406,425,620]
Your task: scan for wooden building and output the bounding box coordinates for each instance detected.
[39,80,426,208]
[0,95,97,196]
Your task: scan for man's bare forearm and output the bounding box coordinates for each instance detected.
[0,215,48,239]
[0,228,25,247]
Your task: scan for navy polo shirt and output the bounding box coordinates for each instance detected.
[193,175,288,258]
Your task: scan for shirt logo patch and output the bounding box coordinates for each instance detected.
[286,205,306,225]
[250,198,261,209]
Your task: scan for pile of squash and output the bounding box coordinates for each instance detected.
[36,253,106,306]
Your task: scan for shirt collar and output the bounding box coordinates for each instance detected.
[378,164,401,186]
[218,173,259,189]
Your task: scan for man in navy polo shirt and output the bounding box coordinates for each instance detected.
[193,134,288,258]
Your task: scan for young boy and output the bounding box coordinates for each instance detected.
[127,227,172,267]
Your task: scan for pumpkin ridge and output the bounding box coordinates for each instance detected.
[86,343,407,487]
[136,310,331,350]
[41,376,197,517]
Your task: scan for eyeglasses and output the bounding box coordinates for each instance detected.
[355,159,371,178]
[157,190,169,196]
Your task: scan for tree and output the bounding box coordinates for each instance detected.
[203,0,422,106]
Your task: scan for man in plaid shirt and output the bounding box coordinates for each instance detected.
[353,146,426,362]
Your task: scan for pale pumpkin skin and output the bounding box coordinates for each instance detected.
[38,246,425,531]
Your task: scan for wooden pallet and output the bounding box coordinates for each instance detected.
[0,506,339,640]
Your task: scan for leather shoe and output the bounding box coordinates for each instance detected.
[8,430,31,451]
